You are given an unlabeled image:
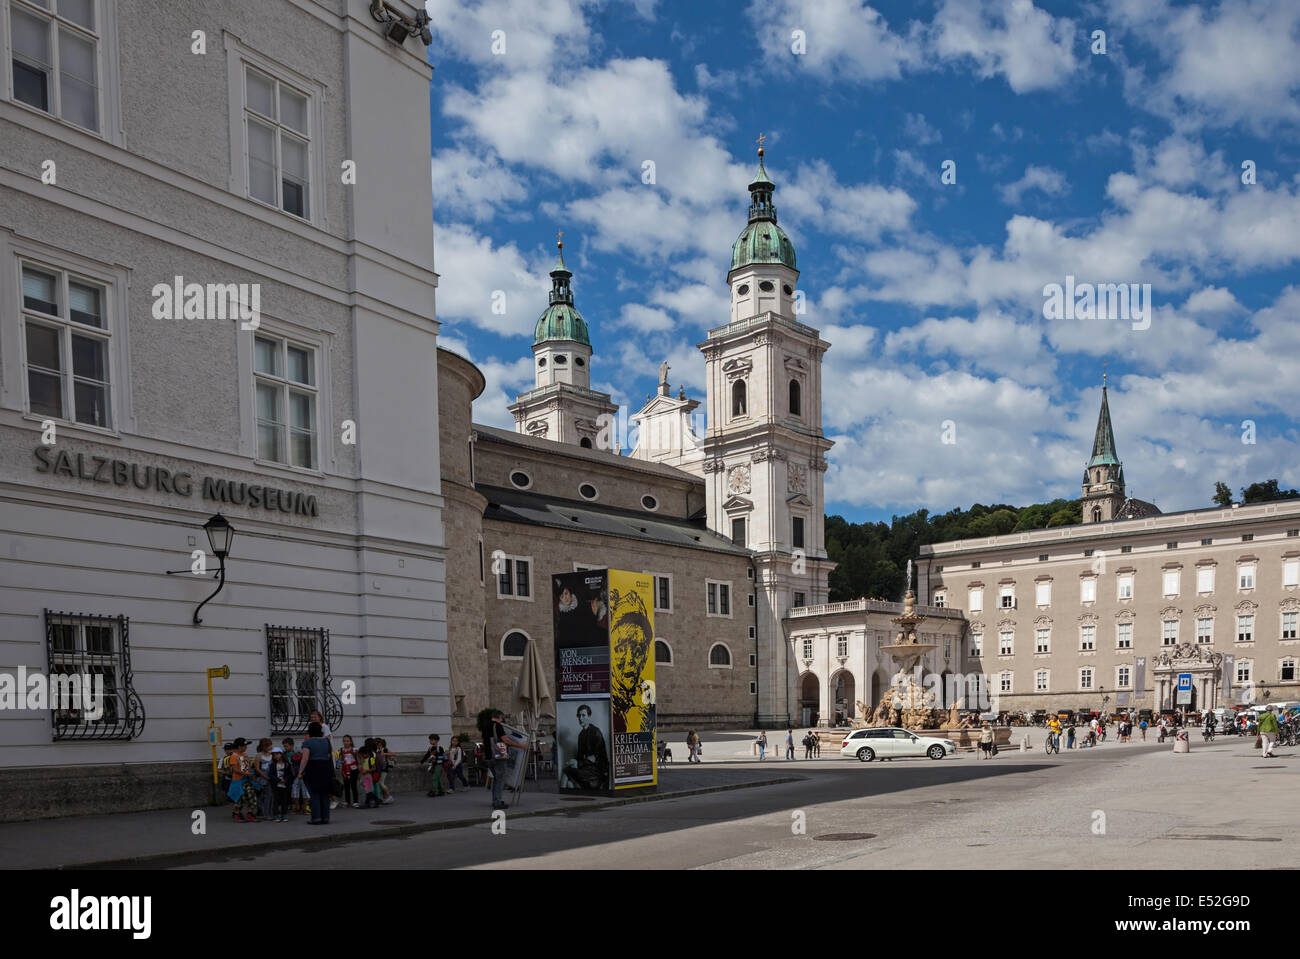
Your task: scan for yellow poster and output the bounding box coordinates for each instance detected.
[608,569,656,787]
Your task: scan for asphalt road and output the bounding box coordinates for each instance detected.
[176,731,1296,869]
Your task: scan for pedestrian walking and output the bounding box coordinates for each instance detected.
[1259,705,1280,757]
[756,731,767,760]
[297,721,334,824]
[686,729,701,763]
[979,721,994,758]
[268,747,292,822]
[447,737,470,791]
[785,728,795,760]
[1139,718,1148,740]
[255,738,275,821]
[803,731,815,759]
[339,735,360,807]
[1066,725,1076,749]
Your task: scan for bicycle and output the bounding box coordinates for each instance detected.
[1044,730,1060,754]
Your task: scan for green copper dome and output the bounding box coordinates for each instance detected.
[533,239,591,347]
[730,150,797,272]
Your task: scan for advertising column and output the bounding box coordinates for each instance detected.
[553,570,612,792]
[608,570,657,789]
[552,569,657,793]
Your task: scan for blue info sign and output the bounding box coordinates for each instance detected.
[1178,673,1193,691]
[1176,672,1193,705]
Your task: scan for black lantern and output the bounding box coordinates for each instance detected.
[203,513,234,559]
[194,513,235,626]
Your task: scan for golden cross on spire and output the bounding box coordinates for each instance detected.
[1102,361,1108,387]
[556,229,563,249]
[756,132,766,157]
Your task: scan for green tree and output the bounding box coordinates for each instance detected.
[1212,481,1233,507]
[1241,479,1300,504]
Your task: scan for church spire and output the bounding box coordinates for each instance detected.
[747,133,777,223]
[1088,380,1120,468]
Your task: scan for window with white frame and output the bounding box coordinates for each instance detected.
[943,638,951,658]
[1284,611,1298,640]
[1117,665,1131,688]
[243,64,312,219]
[999,630,1013,656]
[1035,669,1048,691]
[1080,668,1093,690]
[1282,658,1296,682]
[933,590,946,608]
[500,631,528,659]
[1238,615,1253,643]
[706,580,731,617]
[654,639,672,665]
[801,638,813,660]
[1239,565,1256,590]
[1117,574,1133,600]
[1117,623,1132,649]
[1080,578,1096,603]
[1197,567,1214,593]
[708,643,732,667]
[1284,559,1300,587]
[1196,617,1213,644]
[1236,659,1251,684]
[969,631,982,657]
[999,586,1015,609]
[8,0,101,131]
[1080,624,1095,651]
[968,588,983,613]
[836,635,848,658]
[1035,628,1050,653]
[999,671,1012,693]
[1162,620,1178,645]
[1035,581,1051,606]
[495,554,531,600]
[1163,570,1179,596]
[647,573,672,613]
[254,334,317,469]
[21,261,112,428]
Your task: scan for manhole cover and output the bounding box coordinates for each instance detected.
[369,819,415,826]
[812,832,876,841]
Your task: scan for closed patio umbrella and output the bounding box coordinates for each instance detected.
[513,637,554,733]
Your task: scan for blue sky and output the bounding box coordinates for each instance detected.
[424,0,1300,524]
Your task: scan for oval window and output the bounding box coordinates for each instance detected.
[736,284,750,296]
[574,356,585,367]
[641,495,658,511]
[509,471,531,489]
[759,280,774,292]
[579,483,598,500]
[554,355,568,365]
[783,284,793,296]
[538,357,547,367]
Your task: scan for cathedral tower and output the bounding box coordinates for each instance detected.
[699,140,835,726]
[1081,378,1126,523]
[510,235,618,449]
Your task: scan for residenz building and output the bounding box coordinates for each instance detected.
[920,386,1300,716]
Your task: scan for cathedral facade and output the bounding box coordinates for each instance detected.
[438,147,911,729]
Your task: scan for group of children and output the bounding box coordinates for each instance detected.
[218,732,398,823]
[417,734,472,796]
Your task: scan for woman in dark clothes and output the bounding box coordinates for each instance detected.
[297,721,334,824]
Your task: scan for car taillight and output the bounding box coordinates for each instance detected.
[841,739,849,747]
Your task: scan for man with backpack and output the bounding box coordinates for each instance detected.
[484,709,528,810]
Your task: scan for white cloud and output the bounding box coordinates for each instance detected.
[470,355,536,429]
[612,303,675,332]
[424,0,595,72]
[434,223,549,337]
[748,0,923,83]
[998,164,1069,205]
[901,112,942,145]
[930,0,1080,93]
[782,159,916,242]
[1108,0,1300,130]
[430,148,528,222]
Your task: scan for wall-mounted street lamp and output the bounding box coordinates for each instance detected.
[167,513,236,625]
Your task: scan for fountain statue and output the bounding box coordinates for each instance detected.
[861,559,948,730]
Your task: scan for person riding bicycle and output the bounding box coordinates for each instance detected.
[1047,716,1062,750]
